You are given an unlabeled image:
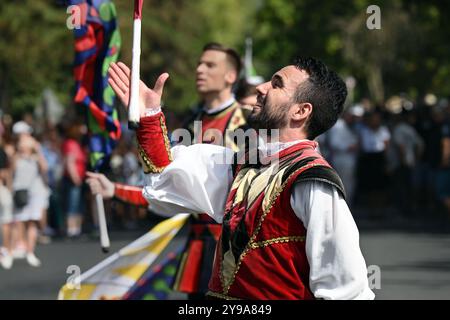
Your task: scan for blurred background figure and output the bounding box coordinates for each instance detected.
[415,103,449,216]
[387,109,424,216]
[327,108,360,206]
[356,110,391,214]
[235,78,258,107]
[11,121,49,267]
[436,107,450,218]
[40,124,64,238]
[109,138,143,230]
[0,127,14,269]
[61,121,87,239]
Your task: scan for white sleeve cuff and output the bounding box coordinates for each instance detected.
[143,106,162,117]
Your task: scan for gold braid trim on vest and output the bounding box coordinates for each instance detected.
[205,291,242,300]
[249,236,305,249]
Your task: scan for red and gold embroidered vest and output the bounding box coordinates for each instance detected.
[207,140,345,300]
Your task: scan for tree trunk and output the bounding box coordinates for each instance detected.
[366,63,385,105]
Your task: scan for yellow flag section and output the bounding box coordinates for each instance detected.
[58,214,189,300]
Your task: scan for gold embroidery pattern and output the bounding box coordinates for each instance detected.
[161,116,173,161]
[226,107,245,132]
[221,162,323,295]
[225,107,247,152]
[217,102,238,119]
[206,291,242,300]
[249,236,305,249]
[138,116,173,174]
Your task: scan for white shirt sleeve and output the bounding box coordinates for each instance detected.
[291,181,375,300]
[142,143,234,223]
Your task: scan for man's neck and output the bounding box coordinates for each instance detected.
[258,132,311,157]
[277,127,309,143]
[201,90,234,111]
[258,129,308,148]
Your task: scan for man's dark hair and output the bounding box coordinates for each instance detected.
[293,57,347,139]
[203,42,242,76]
[235,78,258,102]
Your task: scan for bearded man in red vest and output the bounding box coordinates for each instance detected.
[92,56,375,300]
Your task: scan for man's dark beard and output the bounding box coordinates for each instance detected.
[247,103,288,134]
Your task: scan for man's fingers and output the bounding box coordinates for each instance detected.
[153,73,170,96]
[111,62,131,88]
[86,172,107,184]
[99,175,111,186]
[86,179,99,194]
[108,68,126,95]
[108,78,129,107]
[108,78,123,96]
[116,61,131,78]
[108,67,129,94]
[86,171,101,179]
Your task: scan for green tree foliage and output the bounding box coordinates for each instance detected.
[115,0,257,112]
[0,0,72,116]
[252,0,450,103]
[0,0,257,117]
[0,0,449,118]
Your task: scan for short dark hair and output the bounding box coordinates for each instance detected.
[202,42,242,76]
[235,78,258,102]
[293,57,347,139]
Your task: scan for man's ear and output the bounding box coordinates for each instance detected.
[225,70,237,86]
[291,102,312,122]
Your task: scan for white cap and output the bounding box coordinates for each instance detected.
[12,121,33,135]
[348,105,365,117]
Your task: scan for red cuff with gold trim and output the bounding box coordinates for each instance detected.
[136,113,172,174]
[114,183,148,207]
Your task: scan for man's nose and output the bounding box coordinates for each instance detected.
[196,63,206,73]
[256,81,270,95]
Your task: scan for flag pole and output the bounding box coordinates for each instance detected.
[95,193,110,253]
[128,0,143,130]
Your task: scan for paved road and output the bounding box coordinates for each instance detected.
[361,231,450,299]
[1,219,450,300]
[0,230,147,300]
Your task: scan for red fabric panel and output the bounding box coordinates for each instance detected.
[178,240,203,293]
[114,184,147,207]
[134,0,144,19]
[136,113,171,170]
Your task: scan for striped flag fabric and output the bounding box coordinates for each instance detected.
[122,242,185,300]
[69,0,122,171]
[58,214,189,300]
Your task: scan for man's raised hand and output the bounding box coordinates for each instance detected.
[108,62,169,117]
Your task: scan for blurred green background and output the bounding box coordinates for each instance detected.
[1,0,449,117]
